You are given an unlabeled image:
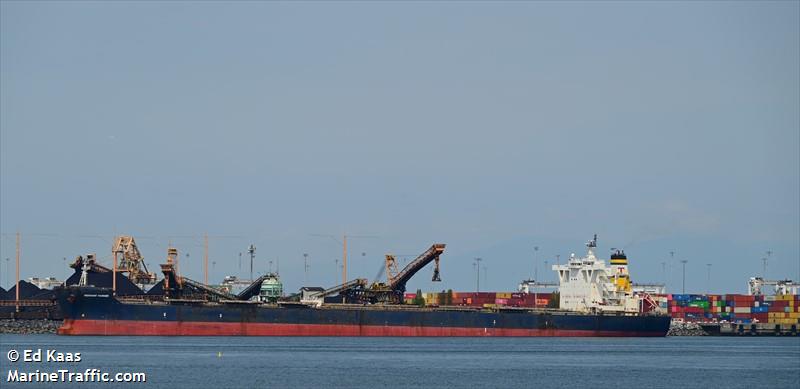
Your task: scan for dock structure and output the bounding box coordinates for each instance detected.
[700,322,799,336]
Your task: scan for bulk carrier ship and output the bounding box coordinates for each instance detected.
[56,236,670,337]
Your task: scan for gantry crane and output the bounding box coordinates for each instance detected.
[112,236,157,284]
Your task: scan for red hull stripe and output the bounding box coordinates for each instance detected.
[58,319,666,337]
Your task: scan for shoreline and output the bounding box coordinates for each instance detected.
[0,319,62,334]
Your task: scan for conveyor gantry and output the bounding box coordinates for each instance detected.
[311,278,369,299]
[387,244,446,294]
[180,277,239,301]
[236,274,271,301]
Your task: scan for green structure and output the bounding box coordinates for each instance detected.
[259,273,283,303]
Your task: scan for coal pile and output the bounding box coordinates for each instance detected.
[0,281,61,319]
[1,280,43,300]
[65,266,144,296]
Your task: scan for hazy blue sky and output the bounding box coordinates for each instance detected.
[1,1,798,294]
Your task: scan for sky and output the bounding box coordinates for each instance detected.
[1,1,798,295]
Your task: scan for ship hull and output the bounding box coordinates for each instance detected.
[58,319,667,337]
[56,287,670,337]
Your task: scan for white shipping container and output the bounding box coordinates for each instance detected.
[733,307,751,314]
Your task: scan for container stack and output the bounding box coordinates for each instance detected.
[456,292,551,308]
[665,293,800,324]
[414,292,552,308]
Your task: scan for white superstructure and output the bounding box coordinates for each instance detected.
[552,235,647,313]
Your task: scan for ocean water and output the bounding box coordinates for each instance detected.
[1,335,799,388]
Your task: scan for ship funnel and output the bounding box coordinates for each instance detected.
[610,250,628,266]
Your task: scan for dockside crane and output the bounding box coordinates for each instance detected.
[357,244,446,303]
[304,244,446,305]
[386,244,445,292]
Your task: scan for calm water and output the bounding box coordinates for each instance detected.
[1,335,799,388]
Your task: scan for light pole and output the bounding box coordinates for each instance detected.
[544,260,549,282]
[334,258,340,285]
[474,258,482,292]
[669,250,676,290]
[681,260,688,294]
[661,261,667,287]
[248,244,256,280]
[303,253,309,285]
[310,234,379,286]
[533,246,539,280]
